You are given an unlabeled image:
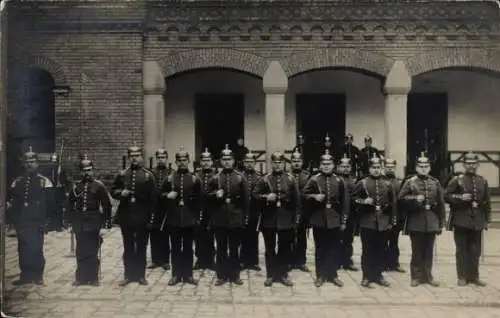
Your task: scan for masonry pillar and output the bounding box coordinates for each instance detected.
[262,61,288,172]
[143,60,165,161]
[383,60,412,177]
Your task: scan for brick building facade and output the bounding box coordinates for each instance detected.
[5,0,500,187]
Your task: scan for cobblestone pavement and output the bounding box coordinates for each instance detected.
[4,228,500,318]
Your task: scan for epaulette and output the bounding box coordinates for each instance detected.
[141,167,153,179]
[10,176,22,188]
[409,175,418,182]
[310,173,321,181]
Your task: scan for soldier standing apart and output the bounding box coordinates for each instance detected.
[161,148,202,286]
[7,147,54,285]
[352,155,396,288]
[337,154,359,271]
[253,152,300,287]
[208,145,249,286]
[289,149,311,272]
[149,149,171,271]
[303,150,348,287]
[240,152,262,271]
[68,155,112,286]
[398,153,445,287]
[111,144,157,286]
[444,152,490,286]
[383,158,405,273]
[194,148,216,270]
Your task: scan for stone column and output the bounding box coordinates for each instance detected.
[262,61,288,172]
[383,60,412,177]
[143,60,165,161]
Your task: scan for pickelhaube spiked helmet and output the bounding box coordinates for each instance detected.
[320,149,334,162]
[155,148,168,158]
[416,152,430,165]
[175,146,189,160]
[220,144,233,158]
[339,153,351,165]
[79,154,93,170]
[127,142,142,155]
[291,149,303,160]
[364,134,372,142]
[24,146,37,161]
[324,133,331,146]
[244,151,256,161]
[464,151,478,163]
[369,152,381,166]
[345,133,353,141]
[270,151,284,162]
[384,158,397,167]
[50,153,58,162]
[200,147,212,160]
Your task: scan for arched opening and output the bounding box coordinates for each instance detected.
[411,67,500,187]
[164,68,263,168]
[287,67,384,172]
[8,67,56,178]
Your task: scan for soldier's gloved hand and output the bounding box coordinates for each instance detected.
[166,191,178,199]
[267,193,277,202]
[6,201,11,209]
[340,224,346,231]
[121,189,131,197]
[314,194,325,202]
[461,193,472,201]
[416,195,425,203]
[363,197,374,205]
[216,189,224,198]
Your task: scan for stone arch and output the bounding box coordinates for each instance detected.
[12,55,69,86]
[159,48,269,79]
[281,48,395,78]
[406,48,500,77]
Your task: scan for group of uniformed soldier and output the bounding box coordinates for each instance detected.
[6,138,491,289]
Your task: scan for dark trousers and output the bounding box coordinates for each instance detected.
[17,226,45,281]
[290,222,308,267]
[195,220,215,268]
[338,220,355,268]
[409,231,436,282]
[262,228,293,279]
[150,228,170,266]
[214,227,241,280]
[169,226,195,279]
[120,225,149,280]
[360,228,386,281]
[454,226,482,281]
[385,226,402,269]
[75,230,101,282]
[240,218,260,266]
[313,227,340,279]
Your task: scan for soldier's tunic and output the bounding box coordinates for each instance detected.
[359,147,381,177]
[290,169,310,268]
[352,176,397,282]
[111,166,157,281]
[445,173,491,282]
[161,170,202,280]
[398,175,446,283]
[384,175,404,270]
[338,173,357,269]
[195,168,216,269]
[150,166,171,268]
[240,168,262,268]
[253,172,300,280]
[8,173,53,283]
[207,169,249,281]
[69,178,112,283]
[304,173,349,280]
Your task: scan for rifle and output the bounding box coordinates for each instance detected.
[55,139,64,186]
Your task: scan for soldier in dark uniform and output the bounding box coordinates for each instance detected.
[68,155,112,286]
[161,147,202,286]
[337,154,359,271]
[303,150,348,287]
[149,149,171,271]
[383,158,405,273]
[444,152,490,286]
[111,144,157,286]
[240,152,262,271]
[207,145,249,286]
[7,146,54,285]
[253,152,300,287]
[398,153,445,287]
[194,148,216,270]
[359,135,381,177]
[336,133,360,176]
[352,155,397,288]
[289,149,311,272]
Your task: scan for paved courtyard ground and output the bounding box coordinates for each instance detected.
[3,228,500,318]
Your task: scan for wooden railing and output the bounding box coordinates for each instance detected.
[448,150,500,193]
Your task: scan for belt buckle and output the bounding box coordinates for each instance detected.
[225,198,231,204]
[276,201,281,208]
[375,205,381,211]
[326,203,332,209]
[82,207,87,212]
[24,202,29,208]
[472,201,478,208]
[425,204,431,210]
[130,197,136,203]
[179,199,185,207]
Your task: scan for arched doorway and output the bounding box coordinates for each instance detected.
[8,67,56,178]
